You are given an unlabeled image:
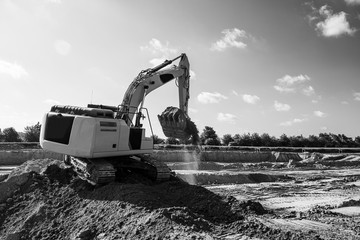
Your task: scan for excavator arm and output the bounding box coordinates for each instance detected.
[118,54,198,141]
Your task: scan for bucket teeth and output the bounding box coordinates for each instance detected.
[158,106,199,143]
[158,107,190,139]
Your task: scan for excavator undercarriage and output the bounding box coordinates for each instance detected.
[65,154,171,185]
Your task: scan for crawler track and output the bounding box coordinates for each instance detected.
[67,154,171,185]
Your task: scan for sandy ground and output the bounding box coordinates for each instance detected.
[1,152,360,239]
[170,154,360,239]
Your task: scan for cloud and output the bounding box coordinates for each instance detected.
[341,101,349,104]
[273,85,295,93]
[140,38,177,56]
[141,39,183,72]
[217,113,237,124]
[54,40,71,56]
[274,101,291,111]
[276,74,310,86]
[274,74,311,93]
[188,108,198,114]
[149,57,166,67]
[312,95,322,104]
[0,60,29,79]
[354,92,360,101]
[211,28,248,51]
[242,94,260,104]
[344,0,360,5]
[314,110,326,117]
[232,90,239,96]
[315,5,356,37]
[302,86,315,96]
[189,70,196,80]
[44,99,60,105]
[280,118,306,126]
[197,92,228,104]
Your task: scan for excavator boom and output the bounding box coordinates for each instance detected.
[118,53,197,141]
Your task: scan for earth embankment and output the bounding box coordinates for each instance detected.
[0,159,321,240]
[0,148,303,165]
[1,144,360,239]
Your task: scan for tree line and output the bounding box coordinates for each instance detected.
[155,126,360,148]
[2,123,360,148]
[0,123,41,142]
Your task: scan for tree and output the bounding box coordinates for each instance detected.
[355,136,360,147]
[24,122,41,142]
[307,135,320,147]
[165,137,180,145]
[221,134,234,146]
[250,133,262,146]
[289,135,305,147]
[239,133,252,146]
[200,126,221,145]
[319,133,335,147]
[2,127,22,142]
[279,134,290,147]
[0,128,4,142]
[229,134,241,146]
[152,135,165,144]
[260,133,277,147]
[337,134,353,147]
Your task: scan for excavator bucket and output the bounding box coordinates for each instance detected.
[158,106,199,142]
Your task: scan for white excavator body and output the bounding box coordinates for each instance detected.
[39,53,198,184]
[40,112,153,159]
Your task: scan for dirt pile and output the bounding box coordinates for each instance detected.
[176,171,291,185]
[298,153,360,168]
[0,159,322,240]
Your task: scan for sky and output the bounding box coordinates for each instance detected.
[1,0,360,139]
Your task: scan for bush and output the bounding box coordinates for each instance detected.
[200,126,221,145]
[2,127,22,142]
[165,137,180,145]
[24,122,41,142]
[222,134,234,146]
[152,135,165,144]
[0,129,4,142]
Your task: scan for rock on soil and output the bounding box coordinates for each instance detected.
[0,159,322,240]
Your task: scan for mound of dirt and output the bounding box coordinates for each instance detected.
[176,171,290,185]
[0,159,321,239]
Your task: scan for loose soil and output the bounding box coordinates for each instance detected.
[0,159,323,240]
[1,151,360,239]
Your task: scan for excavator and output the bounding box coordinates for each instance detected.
[40,53,198,185]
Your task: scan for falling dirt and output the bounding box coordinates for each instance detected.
[0,158,327,240]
